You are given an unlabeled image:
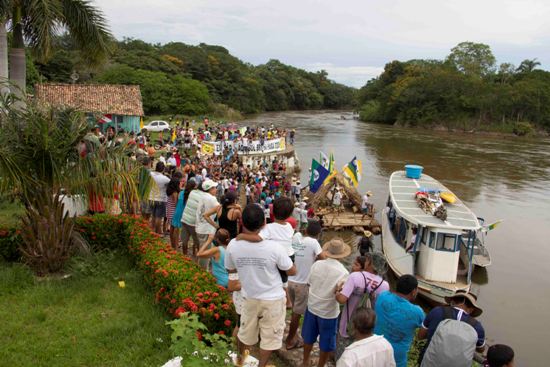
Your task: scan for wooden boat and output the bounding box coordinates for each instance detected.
[381,170,482,303]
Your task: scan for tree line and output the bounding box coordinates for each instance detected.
[357,42,550,132]
[27,36,356,116]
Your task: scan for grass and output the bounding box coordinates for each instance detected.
[0,199,24,227]
[0,250,173,367]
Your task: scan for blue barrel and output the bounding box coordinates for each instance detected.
[405,164,423,179]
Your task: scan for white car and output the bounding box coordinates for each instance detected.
[142,120,170,132]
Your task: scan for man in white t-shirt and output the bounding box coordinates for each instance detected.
[303,238,350,367]
[285,220,326,350]
[336,307,396,367]
[149,162,170,234]
[225,204,296,367]
[195,179,219,269]
[361,191,373,218]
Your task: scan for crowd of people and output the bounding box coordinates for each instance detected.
[85,119,515,367]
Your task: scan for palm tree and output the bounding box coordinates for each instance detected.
[0,0,112,96]
[0,95,140,274]
[516,58,541,73]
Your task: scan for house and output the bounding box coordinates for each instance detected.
[34,83,144,133]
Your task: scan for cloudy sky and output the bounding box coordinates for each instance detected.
[94,0,550,87]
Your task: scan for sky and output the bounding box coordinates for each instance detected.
[94,0,550,88]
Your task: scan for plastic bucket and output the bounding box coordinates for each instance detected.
[405,164,423,179]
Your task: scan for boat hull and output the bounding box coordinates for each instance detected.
[381,208,470,304]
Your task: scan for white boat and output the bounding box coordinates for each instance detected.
[381,171,482,303]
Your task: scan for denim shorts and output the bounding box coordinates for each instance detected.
[151,201,166,218]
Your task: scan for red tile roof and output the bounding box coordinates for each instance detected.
[34,83,144,116]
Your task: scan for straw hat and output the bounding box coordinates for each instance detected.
[445,291,483,317]
[366,191,373,197]
[363,230,372,238]
[322,238,351,259]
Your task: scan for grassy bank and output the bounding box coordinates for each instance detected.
[0,250,172,367]
[0,200,24,227]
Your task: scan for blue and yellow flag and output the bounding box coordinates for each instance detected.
[310,159,330,193]
[342,156,362,187]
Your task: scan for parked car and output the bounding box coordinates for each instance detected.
[142,120,170,132]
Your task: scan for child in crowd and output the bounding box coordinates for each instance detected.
[197,228,230,288]
[285,220,326,350]
[485,344,515,367]
[238,197,295,308]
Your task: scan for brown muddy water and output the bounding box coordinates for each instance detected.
[243,110,550,366]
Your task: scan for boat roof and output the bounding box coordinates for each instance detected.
[389,171,481,231]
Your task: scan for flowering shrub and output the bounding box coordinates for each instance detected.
[0,227,23,262]
[75,214,237,335]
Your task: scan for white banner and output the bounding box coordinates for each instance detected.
[201,138,286,156]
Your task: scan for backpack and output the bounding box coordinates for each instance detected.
[421,307,478,367]
[345,272,383,336]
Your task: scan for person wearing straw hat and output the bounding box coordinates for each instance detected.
[302,238,350,367]
[418,290,486,366]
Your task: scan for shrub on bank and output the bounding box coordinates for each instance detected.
[0,227,22,262]
[75,214,237,335]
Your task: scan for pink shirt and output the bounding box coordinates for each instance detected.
[338,271,389,338]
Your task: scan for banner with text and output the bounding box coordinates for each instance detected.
[200,138,286,156]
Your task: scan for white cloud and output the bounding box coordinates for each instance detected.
[93,0,550,87]
[303,63,384,88]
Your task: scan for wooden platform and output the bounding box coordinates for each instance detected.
[318,210,381,234]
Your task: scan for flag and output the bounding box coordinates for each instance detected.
[320,151,330,169]
[171,127,177,142]
[342,156,362,187]
[140,117,144,129]
[310,159,330,193]
[483,220,502,232]
[328,152,335,173]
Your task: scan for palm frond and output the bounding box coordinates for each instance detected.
[59,0,114,65]
[22,0,62,61]
[0,0,12,19]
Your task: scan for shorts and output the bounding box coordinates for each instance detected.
[288,281,308,315]
[151,201,166,218]
[140,201,152,215]
[238,297,286,351]
[278,254,295,283]
[301,308,338,352]
[197,233,212,269]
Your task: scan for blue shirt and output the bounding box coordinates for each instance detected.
[374,291,425,367]
[422,306,485,348]
[212,246,228,288]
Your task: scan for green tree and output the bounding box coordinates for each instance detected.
[446,41,496,77]
[516,58,541,73]
[0,0,112,96]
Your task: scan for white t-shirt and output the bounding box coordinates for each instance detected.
[195,193,220,235]
[361,195,369,209]
[288,233,322,284]
[149,171,170,202]
[333,191,343,206]
[260,222,295,256]
[336,335,396,367]
[167,157,177,166]
[245,185,251,197]
[307,258,349,319]
[225,238,293,300]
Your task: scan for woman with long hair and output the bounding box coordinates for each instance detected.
[166,171,183,248]
[203,190,242,239]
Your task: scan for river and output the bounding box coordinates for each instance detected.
[243,110,550,366]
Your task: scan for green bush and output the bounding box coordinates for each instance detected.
[359,100,383,122]
[513,121,534,136]
[0,227,23,262]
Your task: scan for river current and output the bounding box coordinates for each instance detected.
[243,110,550,366]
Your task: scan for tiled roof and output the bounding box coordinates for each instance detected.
[34,83,144,116]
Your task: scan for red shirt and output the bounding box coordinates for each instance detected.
[285,216,298,229]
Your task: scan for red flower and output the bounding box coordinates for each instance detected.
[217,331,225,335]
[196,331,203,341]
[214,313,220,320]
[174,307,185,317]
[224,320,231,327]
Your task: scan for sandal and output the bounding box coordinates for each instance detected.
[285,338,304,350]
